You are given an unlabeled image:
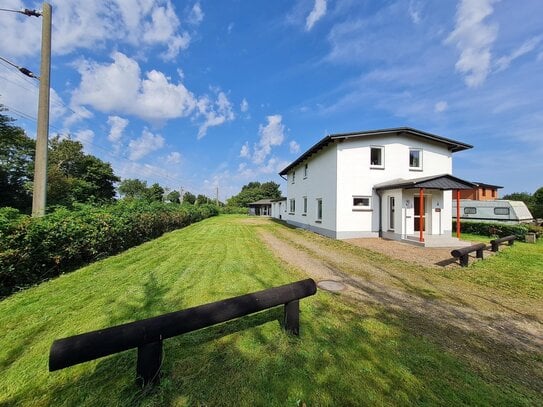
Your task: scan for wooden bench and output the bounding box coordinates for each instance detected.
[451,243,487,267]
[490,235,515,252]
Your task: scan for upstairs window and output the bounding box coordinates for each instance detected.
[370,146,384,168]
[291,171,295,184]
[409,148,422,170]
[303,163,308,178]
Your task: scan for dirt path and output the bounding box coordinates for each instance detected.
[256,223,543,392]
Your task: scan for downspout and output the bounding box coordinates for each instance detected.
[376,189,383,238]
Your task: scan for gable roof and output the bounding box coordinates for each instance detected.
[279,127,473,176]
[374,174,476,191]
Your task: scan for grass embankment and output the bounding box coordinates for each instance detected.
[1,216,541,406]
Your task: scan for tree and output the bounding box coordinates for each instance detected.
[227,181,282,207]
[502,192,533,204]
[532,187,543,218]
[0,108,35,211]
[196,194,209,205]
[166,190,180,203]
[118,178,148,199]
[47,137,119,207]
[145,183,165,202]
[182,191,196,205]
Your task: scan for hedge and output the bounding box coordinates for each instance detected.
[453,220,543,239]
[0,201,218,298]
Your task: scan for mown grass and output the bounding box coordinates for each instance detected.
[0,215,541,406]
[443,232,543,299]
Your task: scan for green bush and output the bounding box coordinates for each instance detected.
[453,220,530,240]
[220,206,248,215]
[0,201,217,297]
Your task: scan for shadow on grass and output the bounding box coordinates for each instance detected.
[4,295,541,406]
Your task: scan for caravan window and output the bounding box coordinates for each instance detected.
[464,207,476,214]
[494,207,510,215]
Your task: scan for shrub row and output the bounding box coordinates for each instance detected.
[219,206,249,215]
[453,220,543,239]
[0,201,218,297]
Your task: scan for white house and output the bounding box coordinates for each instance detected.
[277,127,475,247]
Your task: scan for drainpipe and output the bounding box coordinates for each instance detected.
[376,189,383,238]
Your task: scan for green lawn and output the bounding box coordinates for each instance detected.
[0,215,541,406]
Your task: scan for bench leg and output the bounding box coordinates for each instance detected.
[460,254,468,267]
[283,300,300,335]
[491,242,498,252]
[476,249,484,259]
[136,340,162,387]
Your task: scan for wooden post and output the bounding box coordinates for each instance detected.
[283,300,300,335]
[419,188,424,243]
[456,189,461,239]
[136,340,162,387]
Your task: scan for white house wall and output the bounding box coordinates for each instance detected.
[335,135,452,239]
[286,143,337,237]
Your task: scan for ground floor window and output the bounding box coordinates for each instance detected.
[289,199,295,213]
[303,196,307,215]
[353,196,371,210]
[389,196,395,230]
[316,198,322,221]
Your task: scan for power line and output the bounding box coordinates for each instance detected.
[2,104,185,186]
[0,8,41,17]
[0,55,39,80]
[0,60,40,89]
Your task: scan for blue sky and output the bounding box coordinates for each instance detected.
[1,0,542,199]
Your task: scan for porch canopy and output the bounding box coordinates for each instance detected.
[375,174,476,242]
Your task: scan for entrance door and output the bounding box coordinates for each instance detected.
[414,196,426,232]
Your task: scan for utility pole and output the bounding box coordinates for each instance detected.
[32,2,52,217]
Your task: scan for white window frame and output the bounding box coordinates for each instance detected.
[409,148,423,171]
[289,198,295,214]
[316,198,322,222]
[303,163,308,178]
[370,146,385,169]
[302,196,307,215]
[352,196,372,211]
[291,170,296,184]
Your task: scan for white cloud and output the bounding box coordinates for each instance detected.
[434,101,448,112]
[188,2,204,25]
[306,0,327,31]
[239,142,250,158]
[252,115,285,164]
[128,129,165,160]
[495,35,543,72]
[166,151,182,164]
[72,52,197,122]
[446,0,498,87]
[196,91,235,139]
[0,1,191,60]
[240,98,249,112]
[289,140,300,153]
[107,115,129,143]
[74,129,95,153]
[408,1,422,24]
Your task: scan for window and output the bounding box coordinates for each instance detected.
[409,148,422,170]
[494,207,510,215]
[353,196,371,210]
[316,198,322,221]
[389,196,395,230]
[304,163,308,178]
[370,146,384,168]
[464,207,477,214]
[291,171,295,184]
[289,199,295,213]
[303,197,307,215]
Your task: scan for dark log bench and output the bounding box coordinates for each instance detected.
[49,279,317,387]
[451,243,487,267]
[490,235,515,252]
